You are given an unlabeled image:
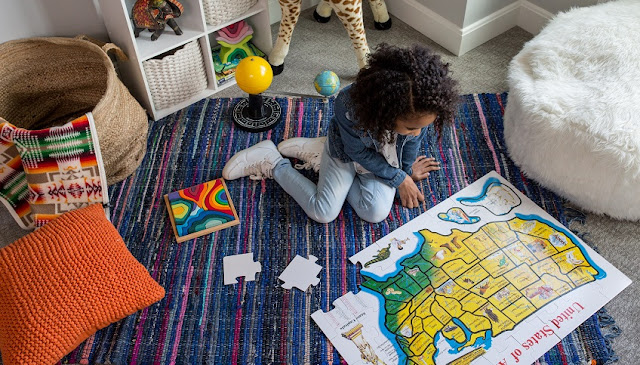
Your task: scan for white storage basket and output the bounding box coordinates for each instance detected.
[143,40,208,110]
[203,0,258,26]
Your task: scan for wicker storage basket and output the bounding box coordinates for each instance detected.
[203,0,258,26]
[143,40,208,110]
[0,36,148,185]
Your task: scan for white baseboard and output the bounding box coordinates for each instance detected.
[460,2,521,55]
[388,0,556,56]
[518,0,554,35]
[385,0,463,55]
[268,0,555,55]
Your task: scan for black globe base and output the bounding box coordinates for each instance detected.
[232,94,282,132]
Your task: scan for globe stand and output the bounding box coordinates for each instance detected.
[232,93,282,132]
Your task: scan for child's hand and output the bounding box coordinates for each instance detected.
[398,175,425,209]
[411,156,440,181]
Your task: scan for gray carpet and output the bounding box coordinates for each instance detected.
[216,9,532,98]
[1,7,636,364]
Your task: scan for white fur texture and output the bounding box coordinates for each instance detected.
[504,0,640,221]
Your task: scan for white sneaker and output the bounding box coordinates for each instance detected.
[277,136,326,173]
[222,140,283,180]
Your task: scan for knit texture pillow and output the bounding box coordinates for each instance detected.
[0,204,165,365]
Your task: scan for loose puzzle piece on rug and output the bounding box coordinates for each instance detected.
[223,253,261,285]
[313,171,632,365]
[279,255,322,291]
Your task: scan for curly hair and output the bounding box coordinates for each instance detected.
[349,43,458,143]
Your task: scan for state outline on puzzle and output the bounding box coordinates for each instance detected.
[457,177,522,216]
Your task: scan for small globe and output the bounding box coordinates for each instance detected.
[313,71,340,96]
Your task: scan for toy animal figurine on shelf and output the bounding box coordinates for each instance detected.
[132,0,184,41]
[269,0,391,75]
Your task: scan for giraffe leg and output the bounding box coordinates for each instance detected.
[331,0,370,69]
[269,0,302,75]
[313,0,332,23]
[368,0,392,30]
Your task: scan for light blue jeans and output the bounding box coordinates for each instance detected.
[273,142,396,224]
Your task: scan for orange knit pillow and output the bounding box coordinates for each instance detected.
[0,204,165,365]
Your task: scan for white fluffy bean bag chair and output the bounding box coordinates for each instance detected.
[504,0,640,220]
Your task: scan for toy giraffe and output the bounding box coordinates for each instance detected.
[269,0,391,75]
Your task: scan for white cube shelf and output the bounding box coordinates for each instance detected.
[99,0,272,120]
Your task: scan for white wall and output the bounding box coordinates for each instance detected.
[0,0,296,45]
[527,0,599,14]
[0,0,605,48]
[463,0,518,27]
[0,0,108,43]
[388,0,606,56]
[415,0,467,27]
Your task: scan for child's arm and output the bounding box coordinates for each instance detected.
[339,128,425,207]
[400,128,428,176]
[335,117,407,188]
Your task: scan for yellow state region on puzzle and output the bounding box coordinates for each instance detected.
[455,263,490,289]
[482,221,521,248]
[348,213,610,365]
[462,229,500,259]
[418,229,477,266]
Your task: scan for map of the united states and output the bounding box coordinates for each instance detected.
[360,217,601,365]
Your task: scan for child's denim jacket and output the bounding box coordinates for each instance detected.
[327,85,428,188]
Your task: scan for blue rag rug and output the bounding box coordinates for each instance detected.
[62,93,621,364]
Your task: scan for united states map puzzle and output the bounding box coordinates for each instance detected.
[312,172,631,365]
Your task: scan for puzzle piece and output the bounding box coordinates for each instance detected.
[508,316,560,358]
[481,335,521,365]
[422,198,491,235]
[312,291,396,365]
[311,291,367,344]
[349,241,383,267]
[350,234,419,276]
[340,320,393,365]
[536,287,609,340]
[278,255,322,291]
[350,241,398,278]
[223,253,261,285]
[457,177,522,216]
[469,355,493,365]
[438,207,481,224]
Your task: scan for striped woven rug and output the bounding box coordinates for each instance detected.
[62,94,620,365]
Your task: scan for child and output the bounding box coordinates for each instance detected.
[223,44,458,223]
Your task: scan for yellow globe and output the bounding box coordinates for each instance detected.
[235,57,273,95]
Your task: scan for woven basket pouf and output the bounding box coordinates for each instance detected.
[504,0,640,220]
[0,36,148,185]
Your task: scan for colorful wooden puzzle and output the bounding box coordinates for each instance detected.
[164,178,239,242]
